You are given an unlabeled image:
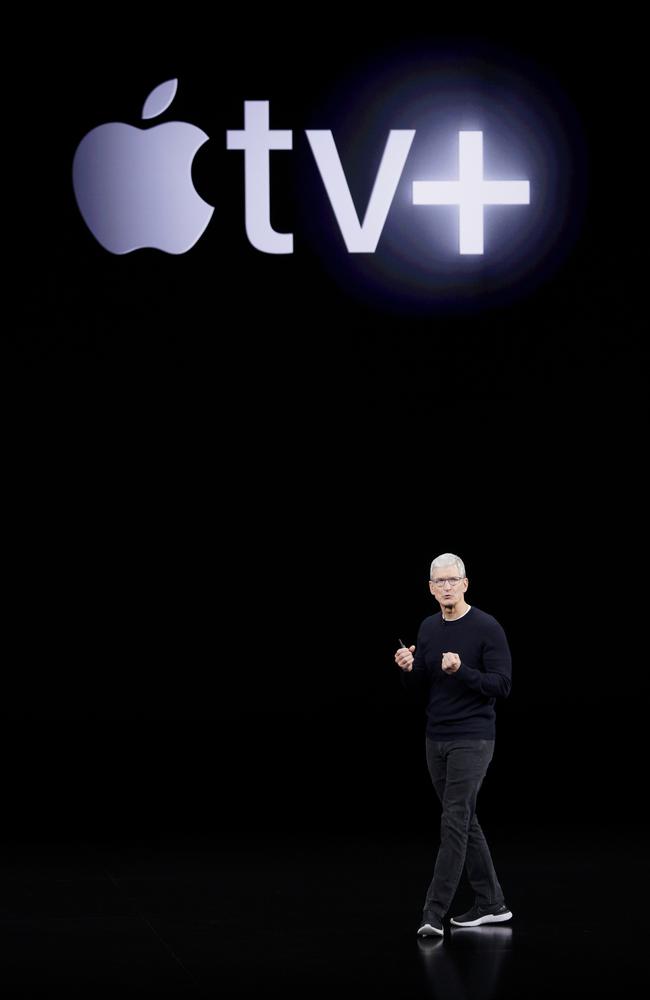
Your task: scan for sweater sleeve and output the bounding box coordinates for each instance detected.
[457,618,512,699]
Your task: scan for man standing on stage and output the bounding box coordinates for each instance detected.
[395,552,513,936]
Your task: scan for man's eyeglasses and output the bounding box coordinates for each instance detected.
[431,577,463,588]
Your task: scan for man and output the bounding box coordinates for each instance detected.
[395,553,513,937]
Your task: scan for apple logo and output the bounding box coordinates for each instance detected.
[72,79,214,254]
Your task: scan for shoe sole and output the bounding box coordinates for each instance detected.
[450,910,513,927]
[417,923,444,937]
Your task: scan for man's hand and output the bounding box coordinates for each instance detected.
[395,645,416,672]
[441,652,461,674]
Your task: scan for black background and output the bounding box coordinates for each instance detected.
[4,10,646,848]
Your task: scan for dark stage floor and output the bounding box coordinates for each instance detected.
[0,826,643,997]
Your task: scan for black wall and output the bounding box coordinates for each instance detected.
[5,12,646,844]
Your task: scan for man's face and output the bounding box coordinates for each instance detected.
[429,567,468,607]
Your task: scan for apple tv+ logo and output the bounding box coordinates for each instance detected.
[73,78,536,259]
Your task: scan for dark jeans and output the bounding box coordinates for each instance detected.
[423,738,504,922]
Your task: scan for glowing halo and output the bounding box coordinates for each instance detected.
[296,40,588,314]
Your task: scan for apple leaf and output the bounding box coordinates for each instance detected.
[142,79,178,120]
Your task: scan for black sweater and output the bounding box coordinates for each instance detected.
[401,606,512,739]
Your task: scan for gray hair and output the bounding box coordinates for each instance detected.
[430,553,466,579]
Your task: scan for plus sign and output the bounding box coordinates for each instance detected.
[412,132,530,255]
